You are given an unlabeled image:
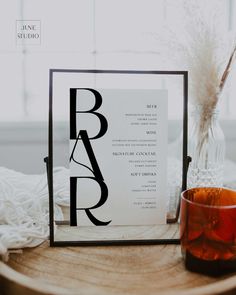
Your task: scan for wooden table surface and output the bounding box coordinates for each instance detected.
[1,241,236,295]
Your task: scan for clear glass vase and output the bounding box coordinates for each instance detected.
[188,106,225,188]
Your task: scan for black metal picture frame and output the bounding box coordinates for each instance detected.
[46,69,188,247]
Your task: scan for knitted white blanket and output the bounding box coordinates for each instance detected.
[0,167,69,260]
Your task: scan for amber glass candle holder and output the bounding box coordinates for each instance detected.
[180,187,236,276]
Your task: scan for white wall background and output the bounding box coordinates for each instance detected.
[0,0,235,174]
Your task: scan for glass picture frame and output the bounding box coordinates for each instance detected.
[46,69,189,246]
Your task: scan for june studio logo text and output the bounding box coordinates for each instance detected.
[16,20,41,45]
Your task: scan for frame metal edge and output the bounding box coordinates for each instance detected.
[48,69,188,246]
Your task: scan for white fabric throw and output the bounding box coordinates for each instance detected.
[0,160,236,260]
[0,167,69,260]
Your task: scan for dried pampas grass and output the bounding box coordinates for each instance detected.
[159,0,236,156]
[185,26,236,117]
[183,14,236,156]
[159,0,236,112]
[195,44,236,157]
